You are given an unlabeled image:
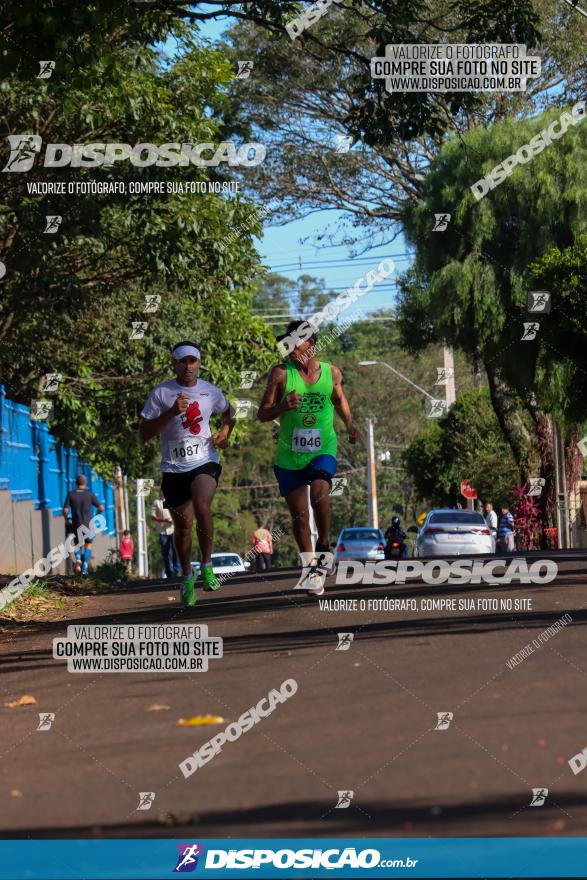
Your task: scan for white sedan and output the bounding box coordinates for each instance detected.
[191,553,251,576]
[414,509,495,558]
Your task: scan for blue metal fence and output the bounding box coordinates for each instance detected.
[0,386,115,533]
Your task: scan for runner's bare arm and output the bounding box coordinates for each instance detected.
[257,365,300,421]
[331,365,360,444]
[212,404,237,449]
[139,393,188,443]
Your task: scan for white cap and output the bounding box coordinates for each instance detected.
[172,344,201,360]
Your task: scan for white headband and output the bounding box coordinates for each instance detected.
[172,344,201,360]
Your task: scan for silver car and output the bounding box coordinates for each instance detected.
[414,509,495,558]
[334,527,386,566]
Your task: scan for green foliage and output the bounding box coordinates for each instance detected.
[404,389,520,507]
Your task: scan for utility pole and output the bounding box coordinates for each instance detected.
[365,416,379,528]
[135,480,149,576]
[443,344,456,408]
[553,422,570,548]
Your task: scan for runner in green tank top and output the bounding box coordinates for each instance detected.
[257,320,359,595]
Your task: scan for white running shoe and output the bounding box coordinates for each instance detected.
[293,551,332,595]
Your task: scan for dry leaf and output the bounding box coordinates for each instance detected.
[4,695,37,709]
[10,789,22,797]
[177,714,224,726]
[147,704,170,712]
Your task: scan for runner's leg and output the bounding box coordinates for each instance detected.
[190,473,217,564]
[309,478,330,548]
[284,484,312,554]
[169,501,194,576]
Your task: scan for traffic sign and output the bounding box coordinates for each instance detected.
[460,480,478,500]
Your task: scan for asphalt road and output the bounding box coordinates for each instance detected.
[2,551,587,840]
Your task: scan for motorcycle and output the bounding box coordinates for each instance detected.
[385,534,410,560]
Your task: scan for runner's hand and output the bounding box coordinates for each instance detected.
[171,393,189,415]
[281,391,302,412]
[212,430,229,450]
[348,424,360,444]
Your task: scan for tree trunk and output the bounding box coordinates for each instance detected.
[484,361,536,484]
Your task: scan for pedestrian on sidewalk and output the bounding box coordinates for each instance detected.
[120,530,134,575]
[485,501,498,541]
[151,493,181,579]
[251,525,273,572]
[497,505,516,552]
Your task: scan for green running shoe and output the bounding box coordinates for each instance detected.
[202,565,222,592]
[180,574,196,607]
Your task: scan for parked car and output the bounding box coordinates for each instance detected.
[334,527,386,567]
[414,509,495,558]
[191,553,250,576]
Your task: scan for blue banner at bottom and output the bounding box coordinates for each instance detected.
[2,838,587,879]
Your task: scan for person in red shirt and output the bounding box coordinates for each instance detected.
[120,530,134,575]
[251,526,273,572]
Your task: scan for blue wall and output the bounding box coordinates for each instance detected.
[0,386,115,534]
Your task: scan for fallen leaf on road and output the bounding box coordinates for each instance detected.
[9,789,22,797]
[4,695,37,708]
[147,704,170,712]
[177,714,224,726]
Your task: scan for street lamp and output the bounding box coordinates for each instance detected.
[358,360,435,400]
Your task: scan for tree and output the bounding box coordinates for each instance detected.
[404,389,520,507]
[215,0,584,249]
[0,31,275,475]
[396,104,587,525]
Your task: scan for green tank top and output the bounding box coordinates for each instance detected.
[275,361,337,469]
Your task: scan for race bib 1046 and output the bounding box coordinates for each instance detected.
[292,428,322,451]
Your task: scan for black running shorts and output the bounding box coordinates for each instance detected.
[161,462,222,509]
